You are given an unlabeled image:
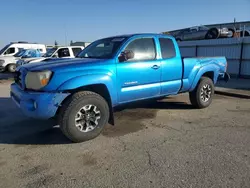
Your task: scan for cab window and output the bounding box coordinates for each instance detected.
[72,48,82,56]
[159,38,176,59]
[123,38,156,61]
[4,47,15,55]
[57,48,70,57]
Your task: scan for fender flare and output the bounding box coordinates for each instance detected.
[190,64,220,91]
[57,74,118,105]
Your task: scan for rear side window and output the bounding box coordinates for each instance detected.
[159,38,176,59]
[124,38,156,61]
[72,48,82,56]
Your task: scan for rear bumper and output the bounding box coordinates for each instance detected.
[10,83,70,119]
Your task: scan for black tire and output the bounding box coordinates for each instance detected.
[58,91,109,143]
[205,28,219,39]
[189,77,214,109]
[7,64,16,73]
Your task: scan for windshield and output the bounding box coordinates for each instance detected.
[0,44,11,55]
[42,48,57,57]
[77,37,128,59]
[14,50,26,57]
[199,26,209,30]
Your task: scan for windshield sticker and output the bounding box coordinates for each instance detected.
[112,38,125,42]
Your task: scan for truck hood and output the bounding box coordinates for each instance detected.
[21,58,110,72]
[24,57,46,63]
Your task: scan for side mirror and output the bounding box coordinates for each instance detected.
[119,50,134,62]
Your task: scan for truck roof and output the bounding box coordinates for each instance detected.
[106,33,174,39]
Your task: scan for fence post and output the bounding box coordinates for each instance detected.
[195,45,198,57]
[238,41,244,78]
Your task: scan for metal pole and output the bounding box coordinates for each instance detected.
[238,41,244,78]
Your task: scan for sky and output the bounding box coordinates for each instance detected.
[0,0,249,47]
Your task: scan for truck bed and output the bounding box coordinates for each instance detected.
[180,57,227,92]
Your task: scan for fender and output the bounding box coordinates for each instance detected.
[189,63,220,91]
[57,73,118,105]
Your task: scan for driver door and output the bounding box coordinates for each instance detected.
[116,37,161,103]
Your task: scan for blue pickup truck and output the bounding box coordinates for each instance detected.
[11,34,229,142]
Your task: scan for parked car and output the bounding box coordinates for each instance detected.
[16,46,84,66]
[0,42,46,57]
[0,49,41,72]
[11,33,230,142]
[174,26,234,41]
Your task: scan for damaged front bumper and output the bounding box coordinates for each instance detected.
[10,83,70,119]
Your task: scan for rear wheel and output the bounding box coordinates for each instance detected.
[58,91,109,143]
[7,64,16,73]
[189,77,214,109]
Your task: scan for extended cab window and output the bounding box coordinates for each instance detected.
[72,48,82,56]
[57,48,70,57]
[124,38,156,61]
[4,47,15,55]
[159,38,176,59]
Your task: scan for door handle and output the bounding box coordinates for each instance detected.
[151,65,160,69]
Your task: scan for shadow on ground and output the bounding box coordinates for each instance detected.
[216,80,250,91]
[0,97,192,145]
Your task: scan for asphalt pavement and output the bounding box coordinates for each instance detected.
[0,81,250,188]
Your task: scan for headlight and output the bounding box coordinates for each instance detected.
[25,70,52,90]
[0,60,5,66]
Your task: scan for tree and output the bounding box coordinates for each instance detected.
[54,40,58,46]
[70,40,74,46]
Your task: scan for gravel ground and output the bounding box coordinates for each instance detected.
[0,82,249,188]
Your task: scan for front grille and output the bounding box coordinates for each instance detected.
[14,68,27,89]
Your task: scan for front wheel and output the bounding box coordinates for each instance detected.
[58,91,109,143]
[189,77,214,109]
[7,64,16,73]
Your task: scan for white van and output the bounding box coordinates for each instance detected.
[0,42,46,57]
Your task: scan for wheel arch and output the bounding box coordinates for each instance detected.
[190,66,219,91]
[57,83,115,125]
